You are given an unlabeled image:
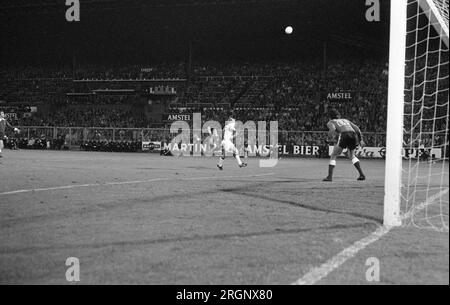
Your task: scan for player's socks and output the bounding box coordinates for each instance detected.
[324,160,336,181]
[323,165,334,181]
[234,154,243,166]
[218,156,224,169]
[352,157,365,180]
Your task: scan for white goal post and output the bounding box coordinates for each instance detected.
[384,0,449,228]
[384,0,408,227]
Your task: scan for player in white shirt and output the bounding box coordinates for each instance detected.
[217,117,247,170]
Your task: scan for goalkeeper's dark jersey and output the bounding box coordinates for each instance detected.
[328,119,359,150]
[328,119,355,134]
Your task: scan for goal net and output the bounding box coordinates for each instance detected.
[385,0,449,231]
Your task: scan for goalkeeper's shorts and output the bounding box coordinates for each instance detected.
[338,132,358,150]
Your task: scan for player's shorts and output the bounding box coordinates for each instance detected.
[338,131,358,150]
[221,140,237,154]
[208,138,221,154]
[209,143,221,155]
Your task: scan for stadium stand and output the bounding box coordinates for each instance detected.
[4,58,445,152]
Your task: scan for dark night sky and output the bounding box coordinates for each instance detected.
[0,0,391,66]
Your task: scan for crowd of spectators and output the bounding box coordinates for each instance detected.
[175,60,389,133]
[2,59,446,151]
[74,63,187,80]
[80,140,142,152]
[3,135,63,150]
[20,107,149,128]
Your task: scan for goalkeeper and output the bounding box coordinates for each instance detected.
[323,109,366,182]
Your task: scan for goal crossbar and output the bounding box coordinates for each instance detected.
[419,0,449,47]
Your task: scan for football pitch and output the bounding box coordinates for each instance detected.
[0,150,448,284]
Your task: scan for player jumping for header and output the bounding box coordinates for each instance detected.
[0,111,19,159]
[217,117,247,170]
[323,109,366,181]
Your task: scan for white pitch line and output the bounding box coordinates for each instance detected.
[292,225,392,285]
[0,173,274,196]
[402,188,449,220]
[0,178,168,196]
[292,187,449,285]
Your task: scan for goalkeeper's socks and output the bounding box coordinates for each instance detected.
[218,157,224,167]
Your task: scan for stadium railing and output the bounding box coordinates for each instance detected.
[15,126,387,149]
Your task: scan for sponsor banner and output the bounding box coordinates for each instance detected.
[163,114,191,122]
[162,143,322,156]
[149,86,176,95]
[326,92,352,100]
[402,147,442,160]
[155,142,443,159]
[329,146,442,159]
[329,146,383,158]
[245,145,322,157]
[142,141,162,151]
[277,145,321,156]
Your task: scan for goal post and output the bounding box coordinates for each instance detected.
[384,0,408,227]
[384,0,449,229]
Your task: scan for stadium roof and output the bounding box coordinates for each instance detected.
[0,0,390,65]
[0,0,296,14]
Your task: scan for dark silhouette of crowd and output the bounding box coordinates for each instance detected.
[21,107,148,128]
[81,140,142,152]
[1,59,446,150]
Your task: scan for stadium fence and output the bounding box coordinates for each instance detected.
[14,126,387,149]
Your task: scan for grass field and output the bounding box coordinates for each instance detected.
[0,150,448,284]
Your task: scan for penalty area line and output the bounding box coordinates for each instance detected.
[292,187,449,285]
[0,173,274,196]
